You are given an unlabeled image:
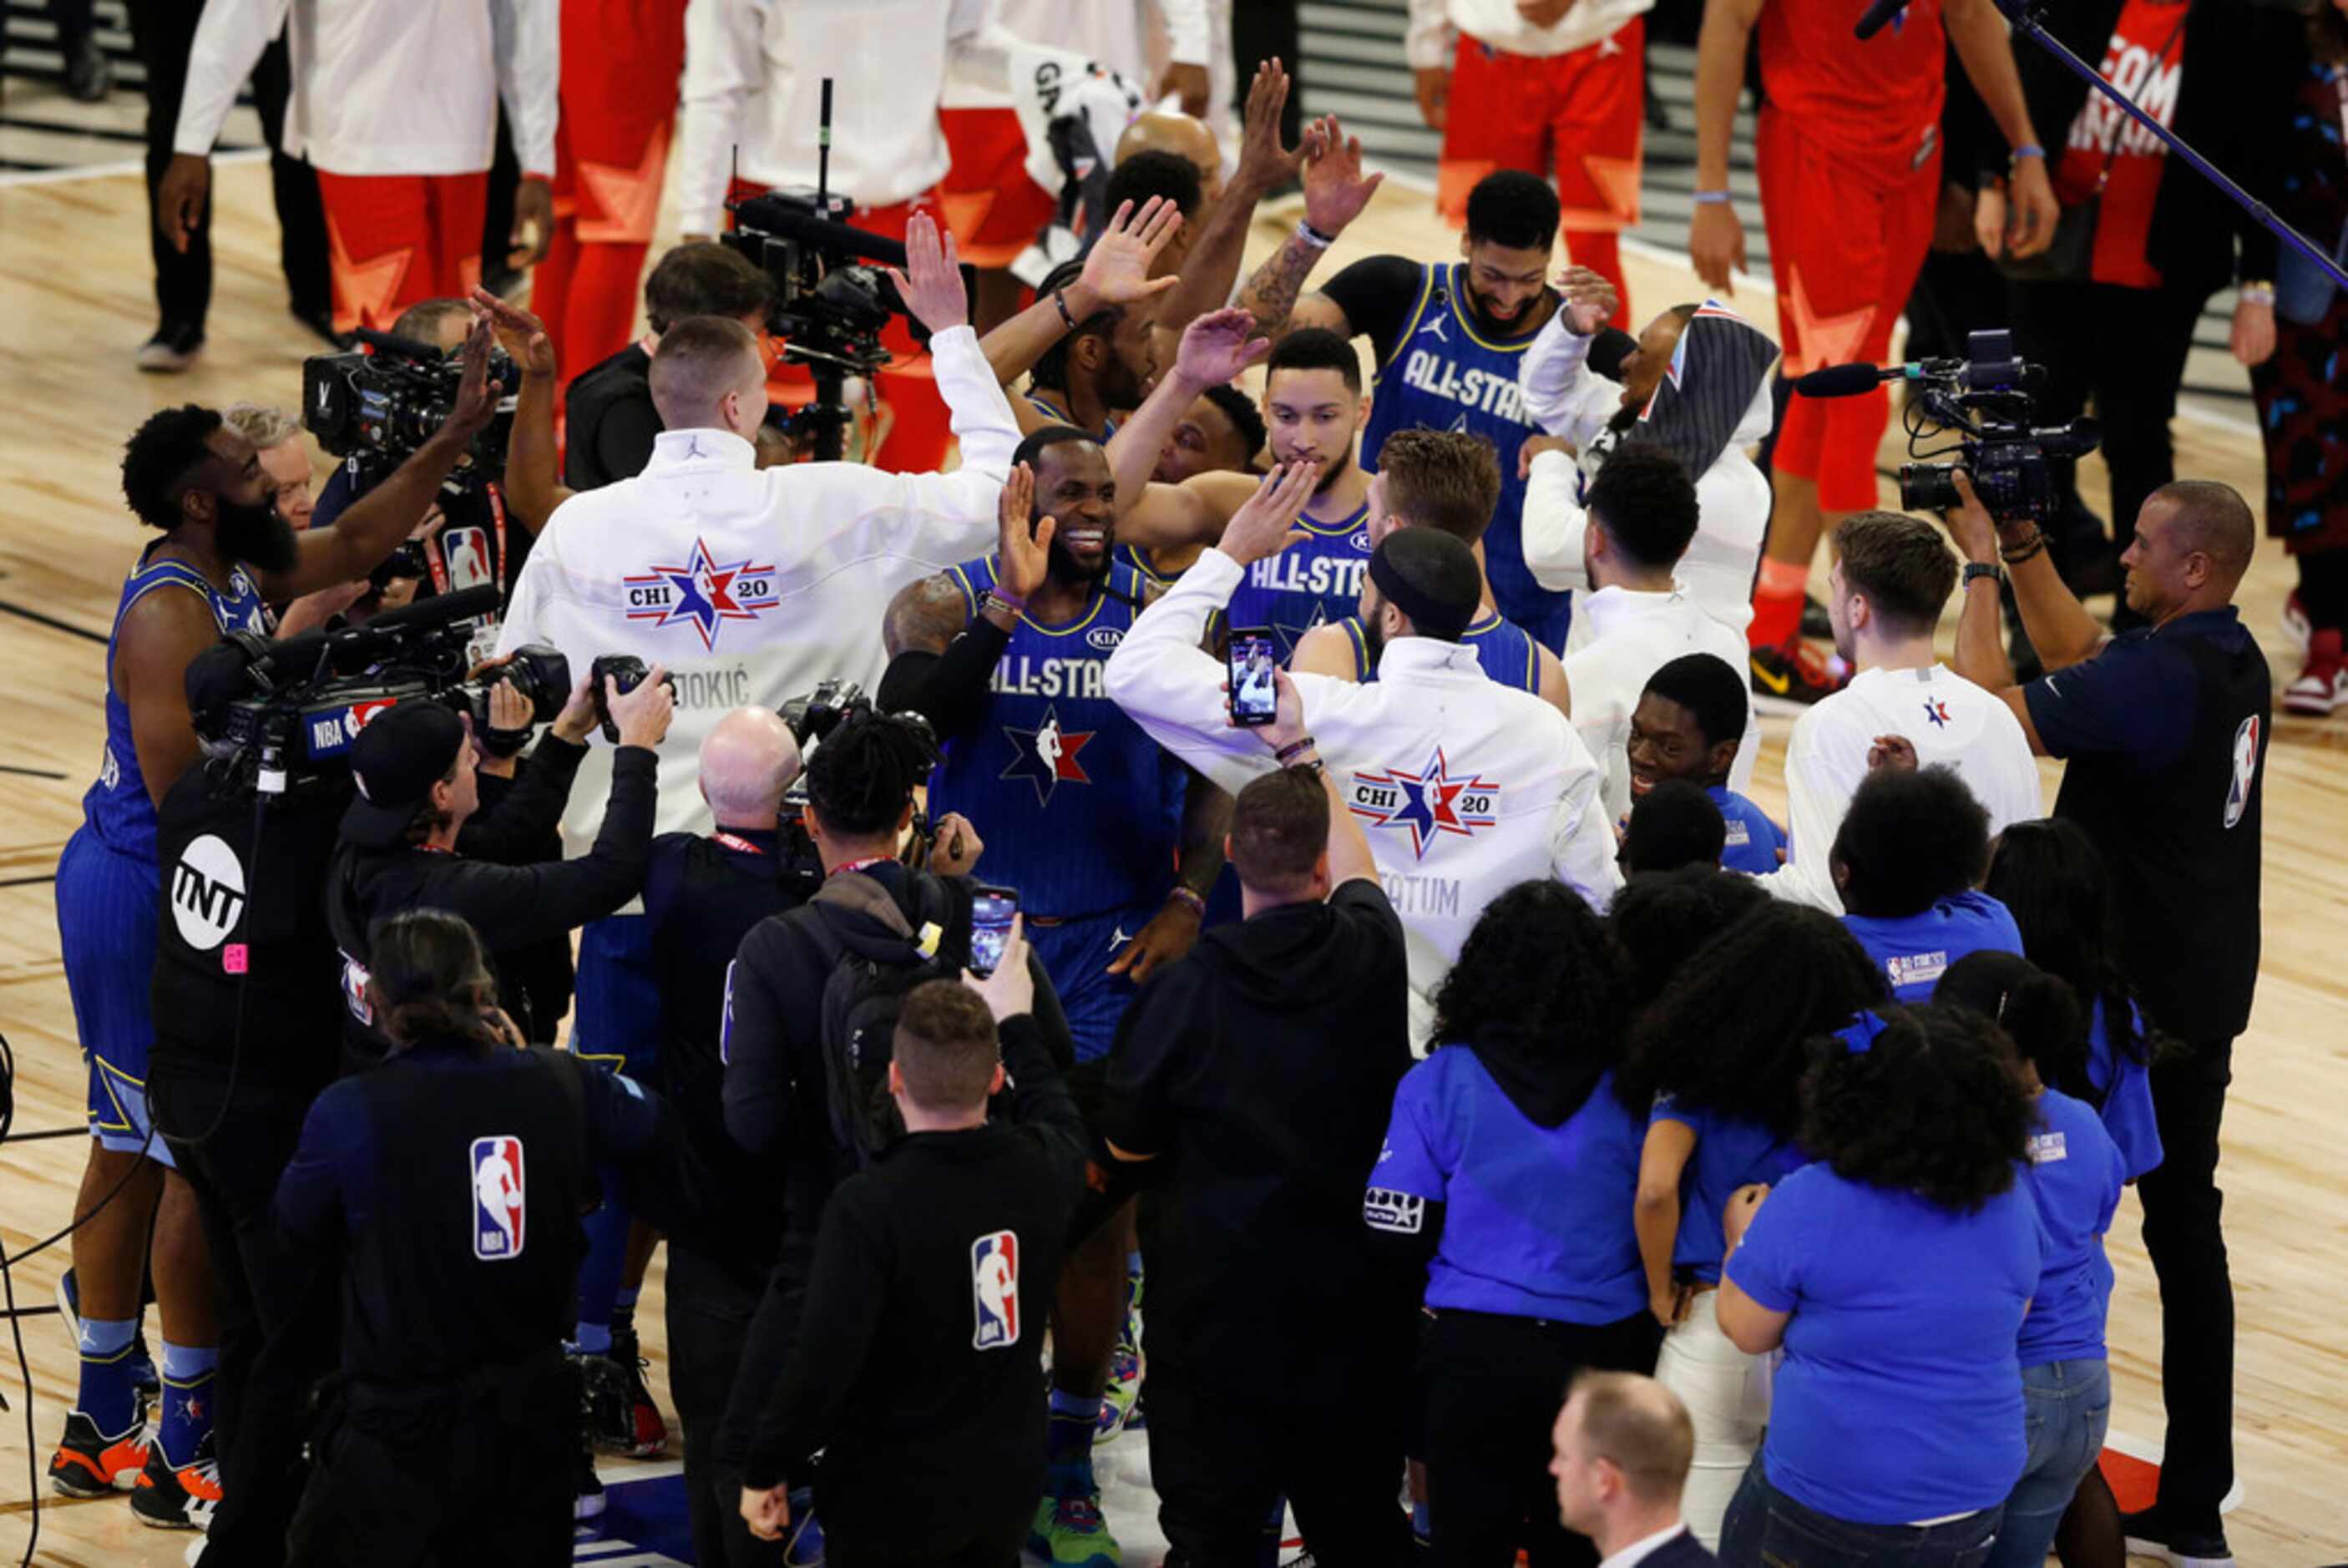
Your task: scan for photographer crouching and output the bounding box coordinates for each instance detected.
[328,662,676,1069]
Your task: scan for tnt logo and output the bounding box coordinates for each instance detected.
[169,833,246,951]
[970,1230,1020,1349]
[471,1136,526,1261]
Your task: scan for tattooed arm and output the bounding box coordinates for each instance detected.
[1234,112,1384,341]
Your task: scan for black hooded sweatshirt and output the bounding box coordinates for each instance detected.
[1099,878,1417,1388]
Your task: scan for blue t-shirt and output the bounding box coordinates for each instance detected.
[1844,890,2024,1002]
[1370,1048,1646,1324]
[1727,1163,2046,1524]
[1710,787,1787,876]
[2086,996,2163,1181]
[2017,1087,2127,1367]
[1332,610,1541,692]
[1224,502,1372,661]
[1649,1099,1807,1283]
[926,554,1187,918]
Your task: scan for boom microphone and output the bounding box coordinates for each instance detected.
[1794,362,1910,398]
[1854,0,1910,41]
[246,584,502,684]
[729,195,909,269]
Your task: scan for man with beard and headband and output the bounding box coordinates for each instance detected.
[1515,285,1779,648]
[1236,167,1584,653]
[878,428,1227,1568]
[47,321,501,1520]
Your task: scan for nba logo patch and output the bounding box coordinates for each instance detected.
[471,1136,526,1262]
[970,1230,1020,1350]
[2224,715,2259,829]
[441,525,493,592]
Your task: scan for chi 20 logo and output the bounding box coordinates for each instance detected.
[471,1136,526,1261]
[970,1230,1020,1349]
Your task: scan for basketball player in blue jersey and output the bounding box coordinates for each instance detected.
[880,428,1231,1568]
[1237,159,1587,653]
[1627,653,1789,877]
[48,321,502,1517]
[1290,427,1572,719]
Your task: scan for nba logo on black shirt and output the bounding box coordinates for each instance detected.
[971,1230,1020,1349]
[471,1136,526,1261]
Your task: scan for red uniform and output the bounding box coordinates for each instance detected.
[316,171,490,332]
[1435,18,1647,329]
[1755,0,1947,514]
[939,107,1057,272]
[534,0,689,382]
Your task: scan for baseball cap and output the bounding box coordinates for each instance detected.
[340,700,467,850]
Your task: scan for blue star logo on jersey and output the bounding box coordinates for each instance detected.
[622,537,781,651]
[999,704,1096,807]
[1924,697,1951,728]
[1349,748,1501,860]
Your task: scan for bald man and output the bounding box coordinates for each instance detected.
[1117,110,1226,215]
[1551,1372,1713,1565]
[640,707,812,1568]
[1946,474,2269,1563]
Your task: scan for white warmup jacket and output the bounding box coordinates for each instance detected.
[1561,584,1761,822]
[1758,664,2045,913]
[939,0,1209,110]
[1404,0,1653,67]
[175,0,557,178]
[493,323,1018,848]
[1105,548,1623,1042]
[1519,314,1775,644]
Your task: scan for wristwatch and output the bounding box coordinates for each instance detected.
[1962,561,2005,589]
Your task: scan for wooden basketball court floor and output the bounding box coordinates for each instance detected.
[0,148,2343,1565]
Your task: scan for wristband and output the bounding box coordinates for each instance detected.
[1691,190,1733,205]
[1168,885,1207,916]
[2238,281,2275,306]
[982,589,1025,620]
[1961,560,2005,590]
[1051,288,1079,330]
[1998,530,2048,565]
[2009,143,2046,163]
[1295,220,1334,250]
[1273,735,1318,764]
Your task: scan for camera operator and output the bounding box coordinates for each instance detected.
[1944,471,2270,1565]
[45,321,501,1518]
[309,298,538,615]
[273,910,670,1565]
[326,667,675,1067]
[714,713,1069,1530]
[636,707,812,1566]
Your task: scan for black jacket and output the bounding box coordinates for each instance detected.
[328,741,656,1063]
[1099,879,1418,1388]
[563,343,660,490]
[470,764,576,1043]
[1968,0,2294,293]
[737,1013,1087,1549]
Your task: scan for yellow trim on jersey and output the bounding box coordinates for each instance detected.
[944,559,986,621]
[1340,616,1372,680]
[1378,266,1441,372]
[1443,263,1545,356]
[1296,501,1372,539]
[87,1054,147,1134]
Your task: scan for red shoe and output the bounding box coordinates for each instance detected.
[2285,630,2347,716]
[48,1408,149,1497]
[1750,639,1846,713]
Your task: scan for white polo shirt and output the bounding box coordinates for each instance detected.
[1562,584,1760,822]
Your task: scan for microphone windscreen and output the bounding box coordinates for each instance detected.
[1794,362,1890,398]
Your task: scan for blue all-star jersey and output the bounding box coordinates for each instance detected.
[1359,262,1561,643]
[1224,502,1372,662]
[927,554,1187,919]
[1331,611,1540,692]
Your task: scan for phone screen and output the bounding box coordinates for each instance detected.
[1227,630,1279,726]
[969,887,1019,978]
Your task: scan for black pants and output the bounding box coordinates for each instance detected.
[1229,0,1302,142]
[284,1357,576,1568]
[2008,278,2209,559]
[151,1057,335,1568]
[824,1508,1030,1568]
[124,0,330,332]
[667,1241,785,1567]
[2138,1033,2235,1532]
[1421,1308,1660,1568]
[1147,1363,1413,1566]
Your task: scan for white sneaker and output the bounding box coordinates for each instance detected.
[2281,590,2311,653]
[2285,637,2348,716]
[136,325,205,373]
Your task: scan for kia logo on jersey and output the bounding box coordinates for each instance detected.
[971,1230,1020,1349]
[1085,625,1125,652]
[471,1136,526,1261]
[2224,715,2259,829]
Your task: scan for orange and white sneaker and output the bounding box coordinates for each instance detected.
[1750,638,1847,715]
[131,1433,222,1530]
[48,1407,149,1497]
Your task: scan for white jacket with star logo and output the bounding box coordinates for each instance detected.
[1106,548,1622,1044]
[494,324,1018,849]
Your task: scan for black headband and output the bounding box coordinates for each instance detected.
[1369,547,1473,640]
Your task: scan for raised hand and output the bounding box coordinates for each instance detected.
[885,212,968,335]
[996,463,1055,603]
[1302,114,1384,239]
[443,315,505,438]
[1218,461,1319,567]
[1078,198,1184,307]
[1173,307,1273,391]
[1556,266,1618,335]
[469,287,557,377]
[1232,58,1309,196]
